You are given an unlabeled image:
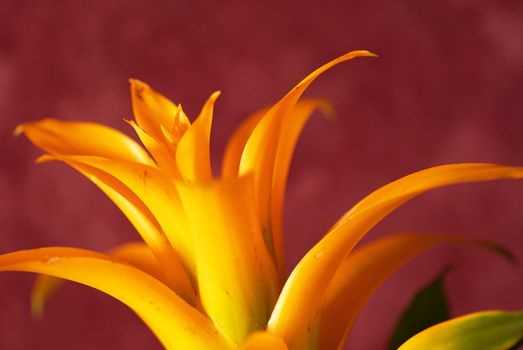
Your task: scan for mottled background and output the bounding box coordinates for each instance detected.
[1,1,523,349]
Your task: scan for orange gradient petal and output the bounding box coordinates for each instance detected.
[177,175,279,345]
[268,163,523,349]
[130,79,190,142]
[16,118,154,166]
[240,331,288,350]
[176,92,220,183]
[238,51,375,270]
[0,248,234,350]
[31,241,173,317]
[37,155,196,303]
[320,233,513,349]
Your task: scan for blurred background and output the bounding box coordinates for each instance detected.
[1,0,522,349]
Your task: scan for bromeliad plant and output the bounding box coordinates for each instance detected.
[2,50,523,349]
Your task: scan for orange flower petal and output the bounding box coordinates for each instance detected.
[177,175,279,345]
[37,155,196,304]
[176,91,220,183]
[31,241,171,317]
[15,118,154,166]
[130,79,190,142]
[270,99,332,278]
[237,51,375,270]
[126,119,181,177]
[42,155,194,273]
[268,163,523,349]
[240,331,288,350]
[222,106,268,178]
[223,98,332,279]
[321,233,468,349]
[0,247,234,350]
[30,274,63,318]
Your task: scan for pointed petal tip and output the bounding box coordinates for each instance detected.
[129,79,150,100]
[336,50,379,61]
[210,90,222,100]
[13,124,25,137]
[35,154,54,164]
[13,119,61,137]
[317,99,337,121]
[122,118,141,129]
[128,78,147,86]
[30,297,44,320]
[354,50,379,58]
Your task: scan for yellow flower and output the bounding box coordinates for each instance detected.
[3,50,523,349]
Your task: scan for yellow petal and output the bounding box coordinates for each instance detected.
[0,247,234,350]
[223,98,332,279]
[163,104,191,145]
[176,92,220,183]
[222,107,268,178]
[177,175,279,345]
[31,241,170,317]
[41,154,195,276]
[126,119,181,177]
[270,99,332,278]
[110,242,167,279]
[321,233,469,349]
[38,155,196,303]
[397,310,523,350]
[130,79,190,142]
[240,332,288,350]
[15,118,154,166]
[268,163,523,349]
[238,51,375,268]
[31,274,63,318]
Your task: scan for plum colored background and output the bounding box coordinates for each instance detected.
[1,1,523,349]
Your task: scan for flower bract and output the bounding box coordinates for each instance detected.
[3,50,523,349]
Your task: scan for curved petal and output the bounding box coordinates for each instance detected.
[176,91,220,183]
[397,310,523,350]
[0,247,235,350]
[268,163,523,349]
[40,154,195,277]
[321,233,447,349]
[320,233,514,349]
[15,118,154,166]
[177,175,279,345]
[222,107,268,178]
[31,241,170,317]
[37,155,196,303]
[222,98,331,279]
[109,242,167,279]
[238,51,375,268]
[31,274,63,318]
[126,119,181,177]
[240,332,288,350]
[130,79,190,142]
[270,99,333,278]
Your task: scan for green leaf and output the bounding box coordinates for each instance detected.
[397,310,523,350]
[388,266,452,350]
